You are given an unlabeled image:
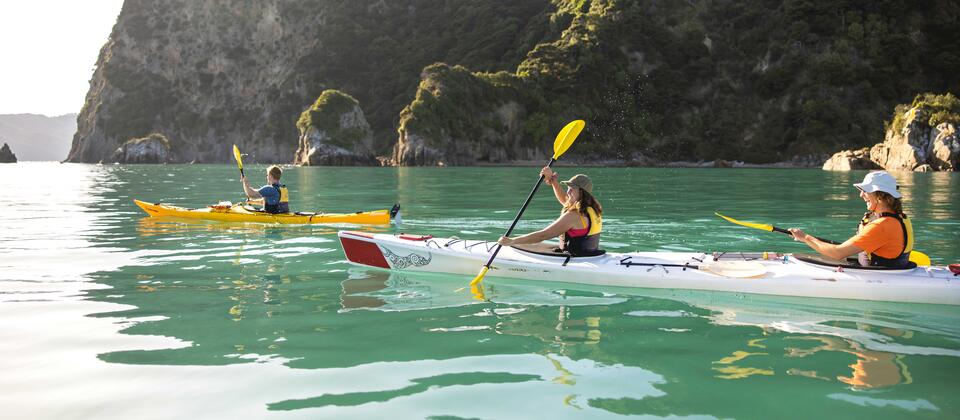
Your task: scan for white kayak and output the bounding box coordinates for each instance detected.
[338,231,960,306]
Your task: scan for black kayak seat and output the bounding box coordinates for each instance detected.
[793,253,917,270]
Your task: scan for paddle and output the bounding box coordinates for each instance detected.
[715,212,932,267]
[232,144,244,177]
[232,144,251,206]
[468,120,585,289]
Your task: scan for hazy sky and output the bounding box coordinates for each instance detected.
[0,0,124,116]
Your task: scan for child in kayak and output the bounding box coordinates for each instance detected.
[497,167,603,256]
[789,171,915,268]
[240,165,290,214]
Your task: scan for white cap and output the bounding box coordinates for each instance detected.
[853,171,901,198]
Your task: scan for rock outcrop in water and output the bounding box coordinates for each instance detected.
[110,133,171,163]
[294,90,377,166]
[822,148,881,171]
[0,143,17,163]
[824,93,959,172]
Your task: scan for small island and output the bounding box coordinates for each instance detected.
[0,142,17,163]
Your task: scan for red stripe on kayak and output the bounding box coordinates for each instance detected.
[340,236,390,268]
[399,234,433,241]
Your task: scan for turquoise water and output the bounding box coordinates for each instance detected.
[1,162,959,419]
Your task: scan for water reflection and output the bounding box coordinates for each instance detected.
[338,270,960,396]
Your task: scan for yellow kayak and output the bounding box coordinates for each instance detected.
[134,199,398,225]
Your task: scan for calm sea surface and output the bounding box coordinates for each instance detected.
[1,162,958,419]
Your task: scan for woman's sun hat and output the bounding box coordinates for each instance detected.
[560,174,593,194]
[854,171,901,199]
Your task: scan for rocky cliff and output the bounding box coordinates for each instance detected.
[824,93,959,171]
[67,0,553,163]
[70,0,959,165]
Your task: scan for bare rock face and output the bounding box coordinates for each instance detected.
[392,129,445,166]
[869,108,931,171]
[930,123,959,171]
[393,65,547,166]
[294,90,377,166]
[111,133,171,163]
[0,143,17,163]
[822,148,881,171]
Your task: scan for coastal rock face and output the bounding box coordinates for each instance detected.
[824,94,959,172]
[869,108,931,171]
[930,123,959,170]
[394,64,547,166]
[822,148,881,171]
[66,0,552,164]
[68,1,959,165]
[393,130,444,166]
[294,90,376,166]
[0,143,17,163]
[392,1,960,165]
[111,133,171,163]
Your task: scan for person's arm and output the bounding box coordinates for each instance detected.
[789,228,863,260]
[241,176,262,199]
[499,211,579,246]
[541,166,567,205]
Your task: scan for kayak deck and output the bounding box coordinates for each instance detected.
[338,231,960,306]
[134,199,396,225]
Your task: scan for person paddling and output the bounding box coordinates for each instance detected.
[497,167,603,256]
[241,165,290,214]
[789,171,915,268]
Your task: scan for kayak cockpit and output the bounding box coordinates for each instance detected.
[792,253,919,271]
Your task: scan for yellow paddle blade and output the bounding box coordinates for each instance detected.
[909,250,931,267]
[232,144,243,170]
[469,266,490,287]
[470,283,487,301]
[552,120,585,160]
[715,212,775,232]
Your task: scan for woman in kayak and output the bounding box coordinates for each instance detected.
[497,167,603,256]
[241,165,290,214]
[789,171,915,268]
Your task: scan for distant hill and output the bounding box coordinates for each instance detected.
[0,113,77,161]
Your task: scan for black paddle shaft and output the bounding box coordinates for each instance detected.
[772,226,840,245]
[482,158,557,268]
